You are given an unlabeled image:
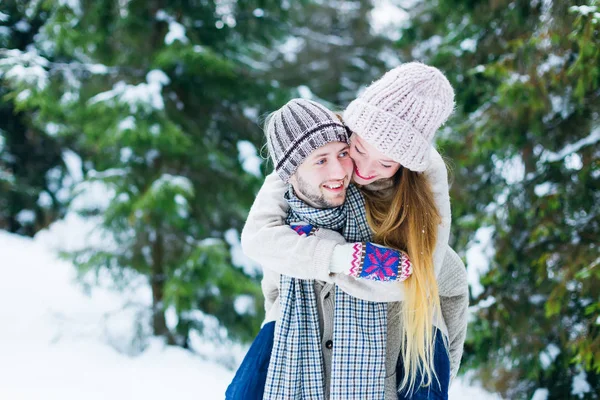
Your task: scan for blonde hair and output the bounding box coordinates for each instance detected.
[361,166,443,394]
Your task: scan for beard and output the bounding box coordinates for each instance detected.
[294,174,346,209]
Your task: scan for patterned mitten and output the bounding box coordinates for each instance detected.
[332,242,412,282]
[290,224,316,237]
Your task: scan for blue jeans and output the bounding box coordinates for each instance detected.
[225,321,275,400]
[396,329,450,400]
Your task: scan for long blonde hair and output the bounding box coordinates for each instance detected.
[361,166,442,394]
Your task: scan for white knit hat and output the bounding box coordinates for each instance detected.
[343,62,455,172]
[266,98,349,182]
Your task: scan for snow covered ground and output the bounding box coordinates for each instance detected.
[0,215,501,399]
[0,220,234,399]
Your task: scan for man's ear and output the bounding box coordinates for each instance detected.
[288,173,297,187]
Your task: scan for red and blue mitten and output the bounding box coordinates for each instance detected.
[348,242,412,282]
[290,224,316,237]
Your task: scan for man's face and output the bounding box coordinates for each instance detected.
[289,141,354,208]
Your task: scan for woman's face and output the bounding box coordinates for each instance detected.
[349,133,401,185]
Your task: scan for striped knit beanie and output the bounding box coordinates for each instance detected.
[343,62,455,172]
[266,98,349,182]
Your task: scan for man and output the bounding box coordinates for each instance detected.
[287,139,353,209]
[229,98,468,400]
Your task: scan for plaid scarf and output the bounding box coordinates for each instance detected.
[263,185,388,399]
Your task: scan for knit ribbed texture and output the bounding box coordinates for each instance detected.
[266,98,349,182]
[343,62,455,171]
[438,248,469,382]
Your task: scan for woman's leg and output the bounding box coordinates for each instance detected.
[225,321,276,400]
[396,329,451,400]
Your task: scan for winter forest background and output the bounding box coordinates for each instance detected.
[0,0,598,399]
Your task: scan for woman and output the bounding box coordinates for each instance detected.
[229,63,468,399]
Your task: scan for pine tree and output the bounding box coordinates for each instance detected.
[0,2,70,236]
[265,0,398,106]
[395,0,599,398]
[1,0,297,347]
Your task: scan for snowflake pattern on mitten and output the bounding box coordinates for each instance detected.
[349,242,412,282]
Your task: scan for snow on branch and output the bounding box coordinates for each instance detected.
[87,70,170,113]
[0,48,144,95]
[541,125,600,163]
[0,49,49,90]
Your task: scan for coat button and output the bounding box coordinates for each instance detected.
[325,340,333,349]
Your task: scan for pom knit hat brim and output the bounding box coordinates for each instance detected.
[344,99,432,172]
[343,62,455,172]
